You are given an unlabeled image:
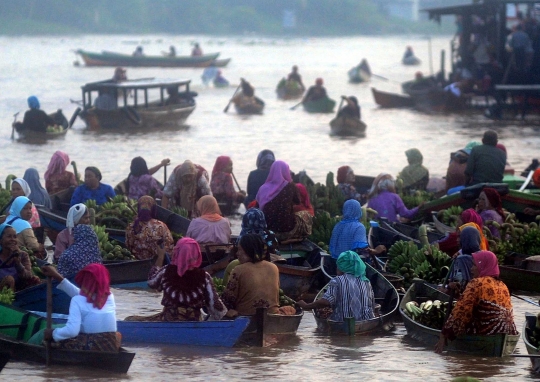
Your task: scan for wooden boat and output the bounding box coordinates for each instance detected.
[399,281,520,356]
[234,97,265,115]
[237,307,304,347]
[276,80,304,100]
[498,265,540,293]
[0,351,9,372]
[402,56,421,65]
[0,303,135,373]
[348,66,371,83]
[379,219,445,246]
[523,313,540,373]
[329,116,367,137]
[303,97,336,113]
[76,49,223,68]
[431,211,455,235]
[14,108,80,140]
[78,78,196,129]
[371,88,414,108]
[314,263,399,335]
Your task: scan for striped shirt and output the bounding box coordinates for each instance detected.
[323,273,375,322]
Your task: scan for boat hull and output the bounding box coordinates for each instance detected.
[329,116,367,137]
[371,87,414,108]
[499,265,540,293]
[276,85,304,100]
[523,313,540,373]
[303,98,336,113]
[238,307,304,347]
[234,97,265,115]
[348,67,371,83]
[399,281,520,356]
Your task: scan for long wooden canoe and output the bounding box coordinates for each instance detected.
[399,281,520,356]
[371,88,414,108]
[314,263,399,335]
[303,97,336,113]
[523,312,540,373]
[0,303,135,373]
[14,108,80,140]
[237,307,304,347]
[329,116,367,137]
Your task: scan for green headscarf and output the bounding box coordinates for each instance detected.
[336,250,368,281]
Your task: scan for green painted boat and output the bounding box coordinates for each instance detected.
[303,97,336,113]
[400,281,520,356]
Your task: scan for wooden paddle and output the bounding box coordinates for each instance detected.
[336,96,345,119]
[71,161,81,184]
[163,163,169,186]
[511,293,540,307]
[11,112,19,140]
[223,83,242,113]
[231,172,243,192]
[46,276,52,366]
[289,101,303,110]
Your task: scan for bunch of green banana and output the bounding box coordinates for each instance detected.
[171,206,189,218]
[306,172,345,217]
[103,245,135,261]
[172,232,184,245]
[213,277,225,294]
[91,225,110,250]
[485,218,540,264]
[84,199,98,211]
[0,286,15,305]
[396,263,418,285]
[404,299,452,330]
[439,206,463,227]
[309,211,340,251]
[401,191,435,210]
[0,188,11,209]
[279,288,295,307]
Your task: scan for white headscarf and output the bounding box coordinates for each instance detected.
[67,203,88,233]
[13,178,31,197]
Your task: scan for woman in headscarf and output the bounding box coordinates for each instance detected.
[435,250,518,354]
[445,142,480,192]
[23,168,51,209]
[16,96,55,133]
[54,204,90,263]
[4,196,45,258]
[11,177,42,230]
[477,187,505,238]
[125,238,227,322]
[210,156,245,211]
[293,183,314,216]
[161,160,211,218]
[222,234,281,316]
[367,173,422,223]
[296,251,375,322]
[125,196,174,261]
[447,226,482,295]
[0,223,41,292]
[186,195,231,245]
[244,149,275,206]
[44,150,78,195]
[70,166,115,206]
[337,96,361,119]
[336,166,362,202]
[397,148,430,192]
[437,208,488,256]
[57,224,102,277]
[126,156,169,200]
[256,160,312,243]
[30,264,119,352]
[329,200,368,259]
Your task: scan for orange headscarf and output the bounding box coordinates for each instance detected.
[458,222,488,250]
[196,195,222,222]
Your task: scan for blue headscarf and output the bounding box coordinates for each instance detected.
[27,96,40,110]
[329,200,368,259]
[23,168,52,208]
[5,196,32,234]
[0,223,13,252]
[460,226,481,255]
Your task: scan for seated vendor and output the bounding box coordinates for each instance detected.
[13,96,55,133]
[70,167,115,206]
[186,195,231,245]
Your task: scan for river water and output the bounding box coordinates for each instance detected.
[1,34,540,381]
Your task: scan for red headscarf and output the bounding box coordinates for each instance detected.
[482,187,505,218]
[472,250,500,278]
[74,264,111,309]
[171,237,202,277]
[461,208,483,228]
[337,166,351,184]
[496,143,507,155]
[212,156,232,176]
[533,169,540,188]
[196,195,222,222]
[294,183,314,216]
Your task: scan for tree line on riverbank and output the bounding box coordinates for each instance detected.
[1,0,455,36]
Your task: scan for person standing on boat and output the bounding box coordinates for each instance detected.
[125,196,174,261]
[464,130,506,185]
[244,149,275,206]
[302,78,328,103]
[210,156,245,210]
[44,150,79,195]
[296,250,375,322]
[161,160,211,218]
[31,264,120,352]
[54,203,89,263]
[337,96,361,119]
[186,195,231,245]
[287,65,305,90]
[126,156,169,200]
[435,250,518,354]
[125,237,227,322]
[13,96,55,133]
[191,43,203,56]
[397,148,430,192]
[70,167,115,207]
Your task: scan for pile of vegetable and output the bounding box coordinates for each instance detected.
[85,195,138,229]
[401,191,436,211]
[0,188,11,210]
[91,225,135,261]
[386,240,451,288]
[403,300,454,330]
[0,286,15,305]
[213,277,225,294]
[438,206,464,227]
[19,246,44,278]
[306,172,345,217]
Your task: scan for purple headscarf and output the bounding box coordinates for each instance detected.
[256,160,292,211]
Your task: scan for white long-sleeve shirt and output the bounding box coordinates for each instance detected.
[53,278,117,342]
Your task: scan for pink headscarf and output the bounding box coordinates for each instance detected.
[171,237,202,277]
[74,263,111,309]
[44,151,70,182]
[472,250,500,278]
[256,160,292,210]
[461,208,483,228]
[212,156,232,176]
